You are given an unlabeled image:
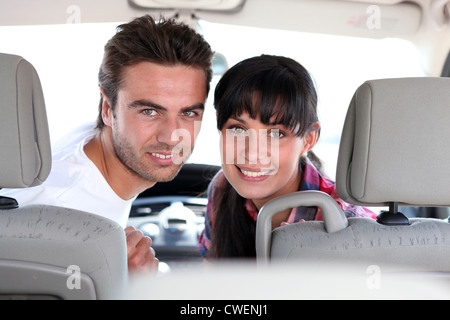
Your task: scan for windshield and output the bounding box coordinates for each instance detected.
[0,20,425,178]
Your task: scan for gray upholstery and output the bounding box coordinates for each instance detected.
[256,77,450,271]
[270,217,450,271]
[256,191,348,261]
[337,77,450,207]
[0,54,51,188]
[0,53,127,299]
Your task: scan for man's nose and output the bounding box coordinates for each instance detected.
[156,117,180,145]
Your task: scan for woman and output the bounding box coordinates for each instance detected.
[199,55,376,259]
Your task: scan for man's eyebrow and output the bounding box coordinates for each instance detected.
[128,100,204,112]
[128,100,166,111]
[181,103,205,113]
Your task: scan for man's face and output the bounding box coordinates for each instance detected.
[103,61,207,183]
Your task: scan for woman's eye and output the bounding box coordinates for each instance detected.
[268,129,284,139]
[231,126,247,135]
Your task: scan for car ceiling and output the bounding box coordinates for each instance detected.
[0,0,449,75]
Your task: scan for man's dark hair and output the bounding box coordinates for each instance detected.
[96,15,214,129]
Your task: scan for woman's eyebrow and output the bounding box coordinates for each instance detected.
[229,116,289,130]
[230,116,246,124]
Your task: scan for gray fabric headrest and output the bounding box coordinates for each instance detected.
[0,53,51,188]
[336,77,450,207]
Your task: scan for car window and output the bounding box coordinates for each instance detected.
[0,20,425,178]
[0,22,117,143]
[194,20,426,177]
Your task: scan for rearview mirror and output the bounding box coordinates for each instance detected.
[129,0,246,12]
[212,53,228,75]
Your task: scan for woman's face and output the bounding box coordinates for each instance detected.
[219,111,318,209]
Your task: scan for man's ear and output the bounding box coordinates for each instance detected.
[302,123,320,154]
[100,87,113,127]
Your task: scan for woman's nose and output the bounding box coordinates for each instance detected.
[240,130,275,165]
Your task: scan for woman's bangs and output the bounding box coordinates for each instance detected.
[247,80,305,136]
[215,55,317,138]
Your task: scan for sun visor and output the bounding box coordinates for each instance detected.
[199,0,422,39]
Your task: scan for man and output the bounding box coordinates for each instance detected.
[0,15,214,273]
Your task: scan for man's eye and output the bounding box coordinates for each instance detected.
[142,109,158,116]
[182,111,196,117]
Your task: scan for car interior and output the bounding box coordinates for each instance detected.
[1,0,450,300]
[0,53,127,299]
[257,77,450,270]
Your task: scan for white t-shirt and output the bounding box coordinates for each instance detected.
[0,122,135,228]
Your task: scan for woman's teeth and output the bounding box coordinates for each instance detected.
[240,169,271,177]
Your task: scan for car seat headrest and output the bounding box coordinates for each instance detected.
[336,77,450,208]
[0,53,51,188]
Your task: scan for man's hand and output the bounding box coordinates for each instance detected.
[125,226,159,274]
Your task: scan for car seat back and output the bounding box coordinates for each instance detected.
[256,77,450,272]
[0,53,127,299]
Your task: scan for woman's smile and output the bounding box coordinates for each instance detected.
[235,165,274,181]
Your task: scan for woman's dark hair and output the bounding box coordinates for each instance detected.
[208,55,322,258]
[96,15,214,129]
[215,54,319,137]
